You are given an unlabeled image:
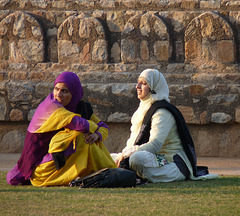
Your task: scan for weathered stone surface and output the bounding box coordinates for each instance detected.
[31,0,48,9]
[140,41,149,61]
[107,112,131,122]
[211,112,232,124]
[185,12,236,67]
[35,83,53,98]
[6,82,34,102]
[28,108,37,121]
[208,94,238,106]
[235,108,240,123]
[0,38,8,60]
[217,40,235,63]
[86,83,110,93]
[0,0,11,8]
[111,42,121,62]
[92,40,108,62]
[121,12,171,63]
[111,83,136,97]
[0,11,44,63]
[107,11,125,32]
[154,41,170,62]
[0,130,25,153]
[10,109,24,121]
[58,13,107,63]
[0,97,6,120]
[0,2,239,157]
[10,40,44,63]
[189,84,205,95]
[121,39,135,63]
[200,1,221,9]
[177,106,196,124]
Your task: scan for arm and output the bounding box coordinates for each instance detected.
[65,115,98,134]
[81,113,109,144]
[89,114,109,142]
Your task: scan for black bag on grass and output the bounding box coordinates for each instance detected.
[69,168,136,188]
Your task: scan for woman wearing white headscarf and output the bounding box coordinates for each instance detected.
[112,69,218,183]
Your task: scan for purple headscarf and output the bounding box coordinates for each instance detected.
[28,71,83,133]
[54,71,83,112]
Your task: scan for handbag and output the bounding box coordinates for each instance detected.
[69,167,136,188]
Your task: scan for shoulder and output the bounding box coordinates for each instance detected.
[152,108,175,123]
[153,108,173,117]
[76,100,93,119]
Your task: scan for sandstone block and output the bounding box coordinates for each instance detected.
[107,11,125,32]
[86,83,110,93]
[189,84,205,95]
[208,94,238,106]
[185,12,235,66]
[0,11,44,63]
[177,105,195,123]
[0,39,9,60]
[200,111,208,124]
[107,112,131,123]
[0,96,6,120]
[140,41,149,61]
[200,1,221,9]
[111,83,135,97]
[185,40,198,60]
[111,42,121,62]
[154,41,170,62]
[121,39,135,63]
[6,81,34,102]
[0,130,25,153]
[10,109,24,121]
[92,40,108,63]
[31,1,48,9]
[35,83,53,98]
[235,108,240,123]
[211,112,232,124]
[217,40,235,63]
[28,108,37,121]
[58,13,107,64]
[0,0,11,7]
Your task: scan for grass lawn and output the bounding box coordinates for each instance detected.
[0,171,239,216]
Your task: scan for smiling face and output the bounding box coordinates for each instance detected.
[53,82,72,107]
[136,77,150,100]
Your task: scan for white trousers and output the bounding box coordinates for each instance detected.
[129,151,185,183]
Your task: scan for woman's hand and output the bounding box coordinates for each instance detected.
[84,132,100,144]
[115,153,124,167]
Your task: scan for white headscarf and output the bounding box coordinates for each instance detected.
[126,69,170,147]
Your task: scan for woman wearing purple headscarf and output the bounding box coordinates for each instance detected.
[7,72,116,187]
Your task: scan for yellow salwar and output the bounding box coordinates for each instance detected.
[30,108,117,187]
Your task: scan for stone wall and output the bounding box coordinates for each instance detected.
[0,0,240,157]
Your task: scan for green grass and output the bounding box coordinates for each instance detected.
[0,171,239,216]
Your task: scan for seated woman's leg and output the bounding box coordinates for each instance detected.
[129,151,185,183]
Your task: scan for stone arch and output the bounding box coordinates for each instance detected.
[58,13,108,64]
[121,12,172,63]
[185,12,236,67]
[0,11,44,63]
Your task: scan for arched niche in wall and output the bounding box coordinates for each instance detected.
[0,11,44,63]
[185,12,236,68]
[58,13,108,64]
[121,12,172,64]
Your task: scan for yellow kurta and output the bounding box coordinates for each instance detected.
[30,108,116,187]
